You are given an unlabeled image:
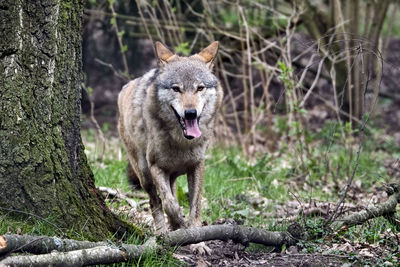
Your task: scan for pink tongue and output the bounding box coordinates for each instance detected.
[184,119,202,138]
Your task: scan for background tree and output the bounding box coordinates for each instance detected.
[296,0,394,121]
[0,0,128,239]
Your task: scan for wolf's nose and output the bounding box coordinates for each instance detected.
[184,109,197,120]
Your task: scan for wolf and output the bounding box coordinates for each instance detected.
[118,41,223,246]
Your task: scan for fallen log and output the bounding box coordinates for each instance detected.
[0,235,106,256]
[164,224,298,247]
[3,185,399,267]
[0,224,298,266]
[332,185,400,230]
[0,238,157,267]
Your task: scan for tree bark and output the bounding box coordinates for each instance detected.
[0,0,127,239]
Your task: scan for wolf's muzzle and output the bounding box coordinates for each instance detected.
[171,106,202,139]
[184,109,197,120]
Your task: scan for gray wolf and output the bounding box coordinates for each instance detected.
[118,41,223,239]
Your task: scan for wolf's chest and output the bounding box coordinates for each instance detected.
[153,145,203,174]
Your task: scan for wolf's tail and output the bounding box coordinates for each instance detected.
[127,162,141,189]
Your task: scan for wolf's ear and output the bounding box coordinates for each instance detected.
[155,42,175,66]
[197,41,219,68]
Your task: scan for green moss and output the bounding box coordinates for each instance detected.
[0,0,132,242]
[128,221,146,237]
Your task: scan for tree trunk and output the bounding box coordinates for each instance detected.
[0,0,126,240]
[298,0,391,122]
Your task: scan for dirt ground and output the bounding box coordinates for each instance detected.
[175,240,354,267]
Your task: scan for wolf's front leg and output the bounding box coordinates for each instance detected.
[187,161,205,227]
[187,161,212,255]
[150,165,186,230]
[139,172,168,234]
[148,186,168,235]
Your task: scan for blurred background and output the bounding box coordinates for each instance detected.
[81,0,400,158]
[81,2,400,262]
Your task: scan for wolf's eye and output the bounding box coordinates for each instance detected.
[171,85,180,92]
[197,85,205,92]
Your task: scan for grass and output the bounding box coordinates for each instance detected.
[93,159,131,192]
[0,213,61,237]
[200,147,288,226]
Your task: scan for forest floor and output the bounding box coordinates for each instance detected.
[105,182,393,266]
[175,240,350,266]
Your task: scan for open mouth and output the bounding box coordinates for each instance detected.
[170,106,201,140]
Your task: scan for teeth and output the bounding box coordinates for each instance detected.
[184,129,187,135]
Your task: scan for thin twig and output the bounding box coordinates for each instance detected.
[94,58,130,82]
[326,73,375,225]
[108,2,129,75]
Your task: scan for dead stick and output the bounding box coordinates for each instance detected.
[0,235,106,256]
[332,192,400,230]
[0,225,298,266]
[98,186,137,210]
[0,238,157,267]
[1,225,297,256]
[165,225,297,247]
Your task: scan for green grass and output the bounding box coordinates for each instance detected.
[93,159,131,192]
[0,213,61,237]
[200,147,288,226]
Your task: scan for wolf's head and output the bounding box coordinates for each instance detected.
[154,41,222,141]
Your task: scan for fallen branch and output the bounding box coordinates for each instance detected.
[98,186,137,210]
[0,224,299,266]
[0,235,107,256]
[164,224,298,247]
[276,207,330,223]
[0,238,157,267]
[4,183,399,266]
[332,185,400,230]
[274,201,361,223]
[116,188,149,200]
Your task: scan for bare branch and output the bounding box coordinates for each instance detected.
[98,187,137,210]
[108,2,129,75]
[0,225,299,265]
[332,186,400,230]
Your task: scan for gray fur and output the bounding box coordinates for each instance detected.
[118,42,223,238]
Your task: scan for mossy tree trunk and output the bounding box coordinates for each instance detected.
[0,0,126,239]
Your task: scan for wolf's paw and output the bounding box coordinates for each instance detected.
[190,242,212,255]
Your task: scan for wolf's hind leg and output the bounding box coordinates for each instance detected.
[170,175,185,219]
[127,162,141,189]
